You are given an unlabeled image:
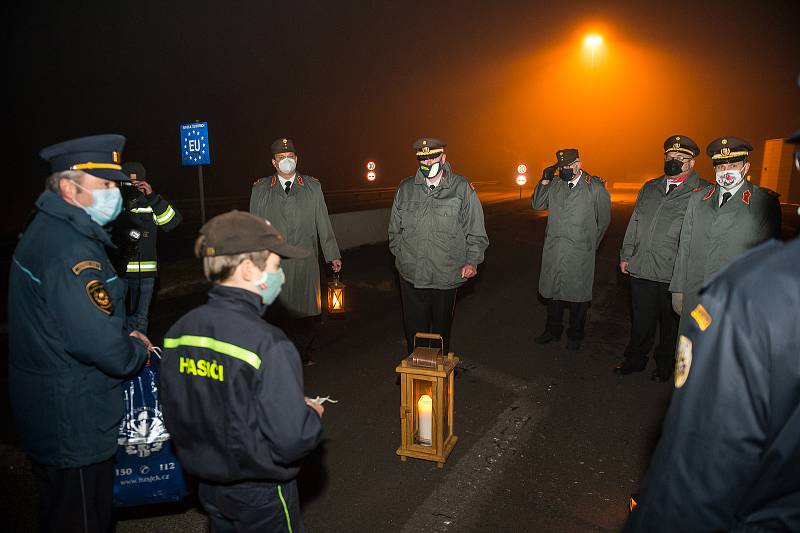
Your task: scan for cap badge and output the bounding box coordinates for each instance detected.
[721,138,728,145]
[112,151,121,163]
[205,246,216,256]
[421,146,430,154]
[675,136,681,141]
[721,147,731,156]
[422,140,428,145]
[673,143,681,150]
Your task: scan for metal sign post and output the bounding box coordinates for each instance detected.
[180,121,212,224]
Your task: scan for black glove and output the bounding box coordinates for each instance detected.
[542,164,558,181]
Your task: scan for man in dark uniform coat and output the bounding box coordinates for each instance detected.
[670,136,781,333]
[9,135,150,532]
[249,138,342,364]
[532,148,611,350]
[615,135,712,382]
[625,235,800,532]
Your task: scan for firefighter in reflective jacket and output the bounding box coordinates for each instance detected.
[160,210,323,533]
[111,161,181,333]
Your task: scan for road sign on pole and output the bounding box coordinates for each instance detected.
[180,121,211,223]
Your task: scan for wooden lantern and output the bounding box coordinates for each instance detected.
[327,273,346,316]
[396,333,459,468]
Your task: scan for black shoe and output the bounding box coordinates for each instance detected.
[566,339,581,351]
[534,331,561,344]
[651,368,671,383]
[613,359,647,376]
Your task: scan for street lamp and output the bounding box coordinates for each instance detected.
[584,33,603,67]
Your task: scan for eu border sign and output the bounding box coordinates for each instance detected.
[180,122,211,166]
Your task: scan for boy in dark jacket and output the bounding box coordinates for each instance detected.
[160,210,323,533]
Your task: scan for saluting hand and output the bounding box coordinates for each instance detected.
[331,259,342,273]
[461,264,477,279]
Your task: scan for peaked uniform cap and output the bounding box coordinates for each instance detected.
[39,134,129,182]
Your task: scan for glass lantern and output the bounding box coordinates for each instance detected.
[327,273,346,316]
[396,333,459,468]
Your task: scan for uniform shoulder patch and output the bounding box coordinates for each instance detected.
[674,335,693,388]
[691,186,704,193]
[742,190,751,205]
[690,303,712,331]
[71,260,102,276]
[85,279,113,315]
[703,186,716,201]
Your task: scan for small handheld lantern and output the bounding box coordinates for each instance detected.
[327,272,346,316]
[396,333,459,468]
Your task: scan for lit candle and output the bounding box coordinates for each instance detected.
[418,394,432,446]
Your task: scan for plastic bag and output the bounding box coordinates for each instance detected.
[113,348,188,507]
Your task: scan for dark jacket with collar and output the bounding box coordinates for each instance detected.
[670,180,781,331]
[160,285,323,484]
[626,238,800,533]
[388,161,489,289]
[9,191,148,467]
[621,171,712,283]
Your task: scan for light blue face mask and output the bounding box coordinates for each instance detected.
[254,268,286,305]
[75,182,123,226]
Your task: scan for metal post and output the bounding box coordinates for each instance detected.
[198,165,206,224]
[519,185,522,200]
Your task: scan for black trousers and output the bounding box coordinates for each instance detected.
[545,299,590,340]
[268,314,320,362]
[623,276,678,369]
[199,479,303,533]
[31,457,114,533]
[399,278,457,355]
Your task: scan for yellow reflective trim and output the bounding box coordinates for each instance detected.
[165,335,261,369]
[278,485,293,533]
[69,162,123,170]
[126,261,157,272]
[154,205,176,225]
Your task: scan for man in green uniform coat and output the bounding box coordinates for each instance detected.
[670,136,781,334]
[250,138,342,364]
[532,148,611,350]
[614,135,712,382]
[388,137,489,355]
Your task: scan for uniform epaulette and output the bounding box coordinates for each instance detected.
[703,186,716,201]
[252,177,266,186]
[761,187,780,198]
[588,175,606,187]
[691,186,704,192]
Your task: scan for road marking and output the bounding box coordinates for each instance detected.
[400,364,548,533]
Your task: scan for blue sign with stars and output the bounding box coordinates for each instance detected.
[180,121,211,166]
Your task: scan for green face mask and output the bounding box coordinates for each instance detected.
[254,268,285,305]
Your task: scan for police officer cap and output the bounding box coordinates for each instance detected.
[706,136,753,165]
[122,161,146,180]
[413,138,447,159]
[556,148,579,167]
[39,134,129,182]
[270,138,297,156]
[663,135,700,157]
[197,210,309,259]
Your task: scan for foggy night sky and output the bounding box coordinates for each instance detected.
[4,0,800,230]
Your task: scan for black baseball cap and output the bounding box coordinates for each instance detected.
[197,211,309,259]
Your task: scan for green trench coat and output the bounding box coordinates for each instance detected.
[250,174,341,318]
[532,172,611,302]
[620,171,712,284]
[669,180,781,332]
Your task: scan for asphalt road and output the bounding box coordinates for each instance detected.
[2,196,793,532]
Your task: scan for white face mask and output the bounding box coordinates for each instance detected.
[715,168,745,190]
[278,157,297,174]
